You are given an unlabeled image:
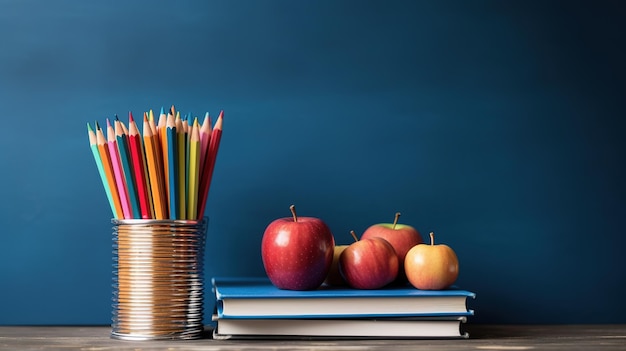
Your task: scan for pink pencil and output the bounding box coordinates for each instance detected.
[106,118,133,219]
[199,112,212,177]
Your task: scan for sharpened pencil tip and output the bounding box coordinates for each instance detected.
[106,118,112,128]
[160,106,164,115]
[87,122,93,132]
[128,111,134,123]
[94,120,101,130]
[115,114,120,121]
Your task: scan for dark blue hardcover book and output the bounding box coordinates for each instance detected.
[212,277,475,319]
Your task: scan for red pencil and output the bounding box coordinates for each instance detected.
[197,110,223,219]
[127,112,152,219]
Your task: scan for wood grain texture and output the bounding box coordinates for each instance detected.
[0,325,625,351]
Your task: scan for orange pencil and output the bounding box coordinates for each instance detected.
[143,112,167,219]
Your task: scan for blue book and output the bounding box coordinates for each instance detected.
[212,277,475,319]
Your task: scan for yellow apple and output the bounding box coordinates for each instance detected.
[324,245,349,286]
[405,232,459,290]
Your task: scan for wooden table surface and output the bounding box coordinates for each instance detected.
[1,324,625,350]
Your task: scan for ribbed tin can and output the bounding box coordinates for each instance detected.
[111,218,208,340]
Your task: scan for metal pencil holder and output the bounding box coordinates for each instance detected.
[111,218,208,340]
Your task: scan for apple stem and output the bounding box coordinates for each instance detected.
[289,204,298,222]
[392,212,401,229]
[430,232,435,246]
[349,230,359,242]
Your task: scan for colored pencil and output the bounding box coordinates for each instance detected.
[106,119,133,219]
[88,105,222,221]
[95,122,123,219]
[141,113,156,219]
[150,109,168,218]
[115,117,141,218]
[187,118,201,220]
[157,107,169,214]
[166,113,179,219]
[197,110,223,219]
[184,115,191,218]
[199,112,212,178]
[175,112,186,219]
[87,123,119,218]
[143,112,167,219]
[127,112,152,219]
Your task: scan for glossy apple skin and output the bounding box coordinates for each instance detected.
[261,216,334,290]
[405,243,459,290]
[323,245,348,286]
[339,237,399,289]
[361,223,422,282]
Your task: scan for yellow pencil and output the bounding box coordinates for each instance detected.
[187,118,201,219]
[175,112,186,219]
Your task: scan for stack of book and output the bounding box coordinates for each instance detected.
[211,277,475,339]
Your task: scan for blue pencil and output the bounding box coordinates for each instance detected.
[87,122,117,218]
[166,113,179,219]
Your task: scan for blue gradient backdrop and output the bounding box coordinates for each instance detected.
[1,0,624,325]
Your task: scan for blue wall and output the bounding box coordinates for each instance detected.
[1,0,624,325]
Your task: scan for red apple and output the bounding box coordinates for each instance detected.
[361,212,423,282]
[323,245,349,286]
[405,232,459,290]
[339,231,399,289]
[261,205,335,290]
